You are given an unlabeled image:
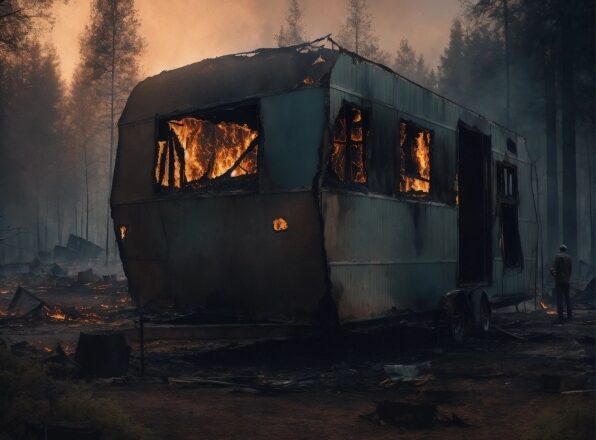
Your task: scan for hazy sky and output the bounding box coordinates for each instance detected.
[50,0,463,86]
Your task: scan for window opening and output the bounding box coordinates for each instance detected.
[399,120,432,197]
[155,106,259,191]
[497,162,523,268]
[329,104,367,184]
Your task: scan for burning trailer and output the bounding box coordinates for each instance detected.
[111,38,537,333]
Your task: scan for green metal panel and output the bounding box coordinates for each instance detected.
[322,191,458,320]
[260,88,326,191]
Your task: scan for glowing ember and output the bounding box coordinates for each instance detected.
[402,178,430,193]
[119,225,127,240]
[46,307,67,321]
[303,76,315,85]
[273,217,289,232]
[155,117,258,188]
[540,300,557,315]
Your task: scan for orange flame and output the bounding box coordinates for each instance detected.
[540,300,557,315]
[402,178,430,193]
[169,118,258,182]
[156,141,167,183]
[415,131,431,180]
[46,307,67,321]
[330,106,366,183]
[119,225,127,240]
[399,123,431,195]
[272,218,288,232]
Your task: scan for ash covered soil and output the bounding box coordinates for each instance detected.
[1,265,594,440]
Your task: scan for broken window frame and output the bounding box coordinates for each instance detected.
[326,102,369,187]
[153,102,261,193]
[496,161,524,269]
[397,119,432,198]
[496,162,518,202]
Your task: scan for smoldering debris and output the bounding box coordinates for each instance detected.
[50,263,67,278]
[8,286,47,317]
[53,234,103,263]
[77,268,101,284]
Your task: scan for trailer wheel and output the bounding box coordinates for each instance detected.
[471,290,491,334]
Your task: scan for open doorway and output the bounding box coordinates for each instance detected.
[457,123,492,285]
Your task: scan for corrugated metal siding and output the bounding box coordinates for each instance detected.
[322,191,457,320]
[325,53,537,320]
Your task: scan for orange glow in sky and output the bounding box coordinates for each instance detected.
[49,0,462,87]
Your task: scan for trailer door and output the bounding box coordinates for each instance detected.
[457,123,492,285]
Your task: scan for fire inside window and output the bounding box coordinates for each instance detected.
[154,114,259,190]
[329,104,367,184]
[399,121,431,196]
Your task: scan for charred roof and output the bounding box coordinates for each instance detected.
[120,43,339,125]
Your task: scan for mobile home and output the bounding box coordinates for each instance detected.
[111,41,537,329]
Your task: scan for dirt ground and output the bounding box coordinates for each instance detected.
[1,265,595,439]
[97,311,595,440]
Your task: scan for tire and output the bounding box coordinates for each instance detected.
[471,290,491,334]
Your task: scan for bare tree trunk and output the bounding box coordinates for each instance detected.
[36,178,41,254]
[544,48,558,256]
[559,2,577,256]
[84,143,90,241]
[56,196,62,245]
[105,0,117,264]
[44,198,48,252]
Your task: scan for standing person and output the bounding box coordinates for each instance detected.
[550,244,573,321]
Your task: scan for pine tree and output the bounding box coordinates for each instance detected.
[276,0,306,47]
[66,65,106,242]
[78,0,145,261]
[393,39,434,88]
[336,0,388,64]
[0,0,55,55]
[0,40,67,256]
[438,19,466,101]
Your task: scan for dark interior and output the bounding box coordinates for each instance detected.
[457,123,492,285]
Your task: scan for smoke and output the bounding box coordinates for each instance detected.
[50,0,462,84]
